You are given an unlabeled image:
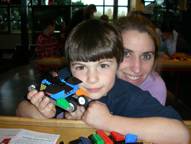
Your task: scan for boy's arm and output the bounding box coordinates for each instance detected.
[16,90,56,119]
[16,100,48,119]
[82,101,190,144]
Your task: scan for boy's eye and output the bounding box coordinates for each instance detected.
[75,65,85,70]
[100,63,109,68]
[141,53,154,61]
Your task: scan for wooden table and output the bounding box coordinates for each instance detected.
[33,56,191,72]
[0,116,95,144]
[0,116,190,144]
[34,57,65,67]
[158,59,191,72]
[158,58,191,99]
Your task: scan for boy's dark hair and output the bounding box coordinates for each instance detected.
[65,19,124,65]
[115,13,160,60]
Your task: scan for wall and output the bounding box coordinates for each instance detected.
[130,0,144,12]
[0,33,20,50]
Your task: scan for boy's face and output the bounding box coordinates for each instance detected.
[70,58,118,100]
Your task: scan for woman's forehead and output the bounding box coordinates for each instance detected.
[122,30,155,53]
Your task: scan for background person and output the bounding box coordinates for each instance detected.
[66,4,97,35]
[100,14,109,23]
[156,22,189,57]
[35,18,62,79]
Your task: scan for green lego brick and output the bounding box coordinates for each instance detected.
[56,98,71,110]
[90,133,104,144]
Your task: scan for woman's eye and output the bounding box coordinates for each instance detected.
[142,53,153,60]
[124,49,131,58]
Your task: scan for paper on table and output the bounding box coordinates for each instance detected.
[0,128,20,138]
[9,129,60,144]
[0,128,20,143]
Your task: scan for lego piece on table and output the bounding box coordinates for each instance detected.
[69,137,92,144]
[110,131,125,143]
[96,130,113,144]
[89,133,104,144]
[79,137,92,144]
[125,133,137,143]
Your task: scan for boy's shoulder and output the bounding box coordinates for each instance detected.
[112,78,145,95]
[108,77,152,102]
[107,78,181,119]
[58,67,71,79]
[109,77,164,104]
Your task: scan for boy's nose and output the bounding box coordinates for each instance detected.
[87,69,98,84]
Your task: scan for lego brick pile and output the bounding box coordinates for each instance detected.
[69,130,147,144]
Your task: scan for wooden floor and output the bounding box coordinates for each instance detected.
[0,61,191,120]
[0,62,39,116]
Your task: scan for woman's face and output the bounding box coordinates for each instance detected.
[117,30,155,86]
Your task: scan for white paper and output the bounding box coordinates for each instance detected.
[0,129,59,144]
[0,128,20,137]
[0,128,20,143]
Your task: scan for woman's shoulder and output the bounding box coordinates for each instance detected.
[141,72,167,105]
[141,71,167,95]
[149,72,166,87]
[141,72,165,88]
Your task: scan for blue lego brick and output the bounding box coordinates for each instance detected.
[69,136,92,144]
[125,133,137,143]
[79,137,92,144]
[50,90,66,100]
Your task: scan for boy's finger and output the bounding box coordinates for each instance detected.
[27,90,38,100]
[39,96,51,110]
[47,102,56,112]
[30,92,44,106]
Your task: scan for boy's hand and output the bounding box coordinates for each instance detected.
[82,101,112,129]
[27,90,56,118]
[65,105,85,120]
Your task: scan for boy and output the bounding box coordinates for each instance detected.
[17,19,190,144]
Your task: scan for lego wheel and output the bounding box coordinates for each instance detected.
[68,99,77,112]
[78,96,88,106]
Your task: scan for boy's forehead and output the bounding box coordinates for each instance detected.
[70,58,117,65]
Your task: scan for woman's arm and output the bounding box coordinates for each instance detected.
[107,115,190,144]
[82,101,190,144]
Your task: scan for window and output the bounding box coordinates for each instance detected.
[0,6,9,32]
[144,0,155,6]
[118,0,128,17]
[0,4,21,33]
[0,0,130,33]
[71,0,129,20]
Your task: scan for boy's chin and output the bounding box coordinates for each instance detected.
[88,94,104,100]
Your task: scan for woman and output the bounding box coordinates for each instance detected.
[116,13,167,105]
